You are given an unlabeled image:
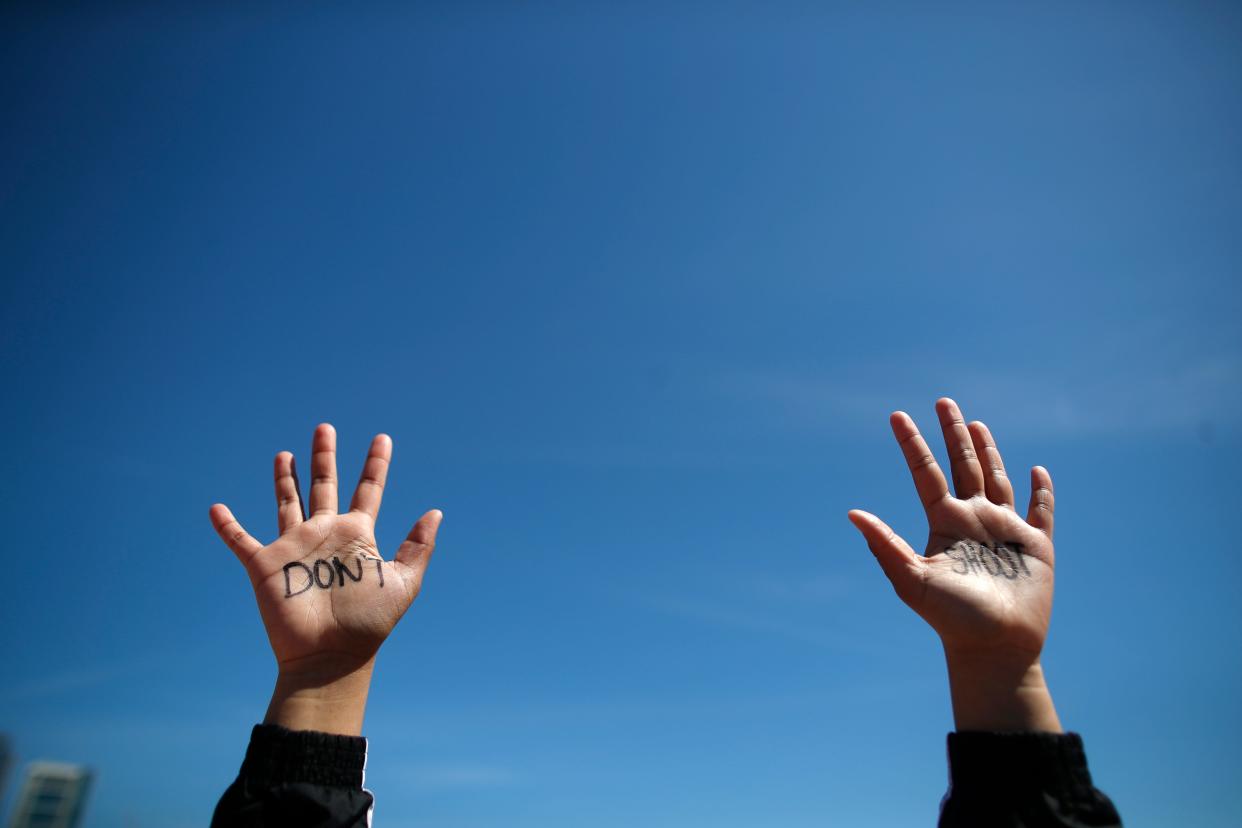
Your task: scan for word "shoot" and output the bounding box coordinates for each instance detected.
[941,541,1031,580]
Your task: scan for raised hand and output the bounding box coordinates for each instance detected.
[210,424,442,734]
[848,398,1062,732]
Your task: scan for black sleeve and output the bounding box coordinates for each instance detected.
[211,724,374,828]
[939,732,1122,828]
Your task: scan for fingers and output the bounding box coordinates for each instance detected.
[395,509,443,581]
[349,434,393,520]
[935,398,985,499]
[308,423,339,517]
[967,420,1015,509]
[1025,466,1055,538]
[210,503,263,565]
[274,451,305,534]
[847,509,922,598]
[890,411,950,509]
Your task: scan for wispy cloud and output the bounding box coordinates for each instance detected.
[625,564,886,655]
[748,572,857,603]
[386,762,521,793]
[711,343,1242,438]
[502,440,746,471]
[0,666,125,703]
[638,592,875,652]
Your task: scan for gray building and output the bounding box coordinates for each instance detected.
[6,762,93,828]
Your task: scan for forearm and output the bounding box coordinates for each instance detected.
[939,648,1123,826]
[264,655,376,737]
[943,646,1062,733]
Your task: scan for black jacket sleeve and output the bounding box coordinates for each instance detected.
[211,724,373,828]
[939,732,1122,828]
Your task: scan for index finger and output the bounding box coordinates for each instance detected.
[890,411,951,510]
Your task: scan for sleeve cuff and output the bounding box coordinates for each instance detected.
[238,724,368,789]
[947,731,1097,801]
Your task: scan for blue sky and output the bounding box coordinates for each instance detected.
[1,2,1240,826]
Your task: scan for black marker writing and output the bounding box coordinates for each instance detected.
[942,541,1030,580]
[282,554,384,598]
[283,562,314,597]
[333,556,363,586]
[313,559,334,589]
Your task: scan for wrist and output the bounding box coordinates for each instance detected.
[942,645,1062,733]
[264,654,376,736]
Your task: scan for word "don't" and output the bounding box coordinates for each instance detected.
[283,556,385,598]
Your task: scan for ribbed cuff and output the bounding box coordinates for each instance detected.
[239,724,367,789]
[947,731,1096,801]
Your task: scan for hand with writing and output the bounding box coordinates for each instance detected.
[848,399,1062,732]
[210,424,442,735]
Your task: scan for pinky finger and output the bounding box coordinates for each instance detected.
[210,503,263,565]
[1025,466,1055,538]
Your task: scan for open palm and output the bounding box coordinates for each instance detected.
[210,424,442,672]
[849,399,1056,659]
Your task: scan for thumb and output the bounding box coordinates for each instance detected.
[210,503,263,567]
[847,509,923,603]
[395,509,443,583]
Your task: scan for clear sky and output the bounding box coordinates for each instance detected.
[2,3,1240,826]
